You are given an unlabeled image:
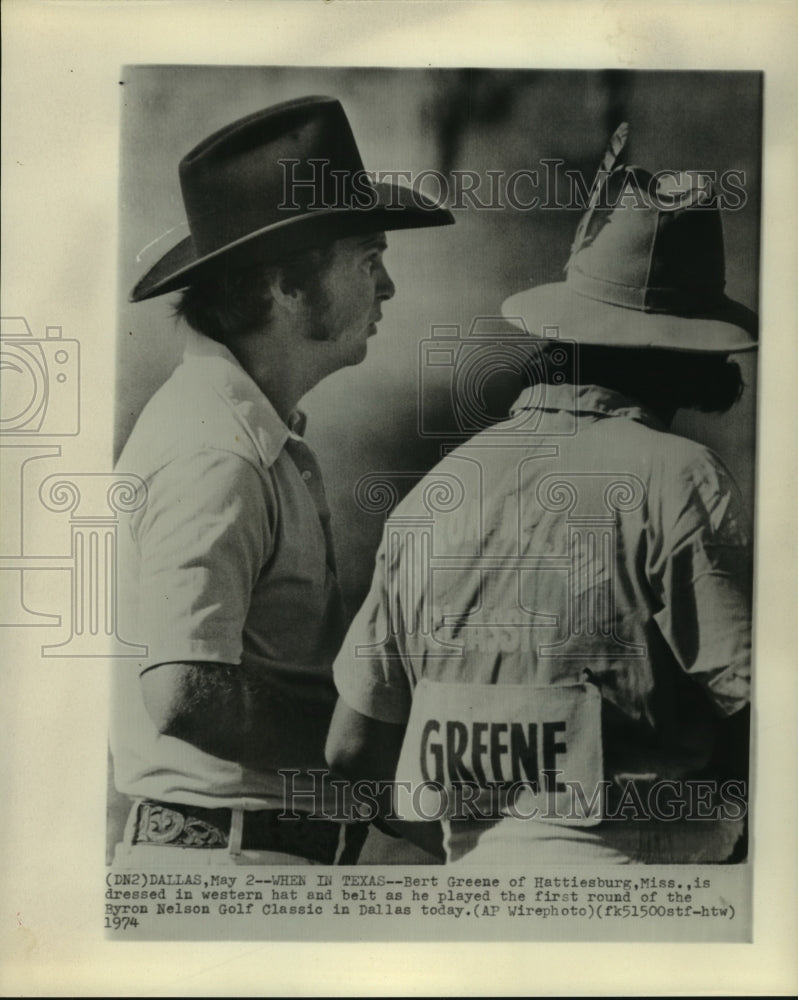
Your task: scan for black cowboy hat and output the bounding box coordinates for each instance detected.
[503,164,758,353]
[131,95,454,302]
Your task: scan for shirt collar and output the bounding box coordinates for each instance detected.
[509,383,667,431]
[181,328,306,465]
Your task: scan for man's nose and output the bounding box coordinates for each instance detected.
[377,263,395,302]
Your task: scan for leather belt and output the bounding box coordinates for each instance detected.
[131,799,367,865]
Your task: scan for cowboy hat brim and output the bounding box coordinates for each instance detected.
[131,182,454,302]
[502,282,758,354]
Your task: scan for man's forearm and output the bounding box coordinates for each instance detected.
[141,661,332,771]
[141,661,245,760]
[325,698,445,859]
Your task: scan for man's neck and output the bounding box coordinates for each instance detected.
[226,327,331,423]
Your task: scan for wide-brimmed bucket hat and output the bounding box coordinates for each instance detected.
[131,95,454,302]
[502,162,758,353]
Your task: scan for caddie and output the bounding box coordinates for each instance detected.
[326,144,755,865]
[111,95,453,865]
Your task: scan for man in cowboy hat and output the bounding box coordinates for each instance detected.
[110,96,453,865]
[326,154,755,865]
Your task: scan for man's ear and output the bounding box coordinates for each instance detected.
[267,271,304,316]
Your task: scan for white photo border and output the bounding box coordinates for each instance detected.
[1,1,796,995]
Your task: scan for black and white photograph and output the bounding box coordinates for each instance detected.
[110,63,759,887]
[2,0,797,995]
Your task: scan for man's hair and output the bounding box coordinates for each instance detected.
[173,243,335,345]
[528,341,744,414]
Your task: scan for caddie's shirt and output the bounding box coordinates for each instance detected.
[111,329,345,813]
[333,384,752,861]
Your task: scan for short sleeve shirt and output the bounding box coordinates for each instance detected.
[111,330,346,811]
[333,384,752,786]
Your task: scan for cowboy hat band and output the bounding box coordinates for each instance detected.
[131,95,454,302]
[502,165,758,353]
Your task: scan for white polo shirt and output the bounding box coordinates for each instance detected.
[111,330,345,812]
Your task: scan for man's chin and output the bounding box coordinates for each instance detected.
[343,342,369,368]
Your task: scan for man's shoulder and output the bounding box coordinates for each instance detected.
[573,420,743,523]
[385,441,488,522]
[386,419,739,525]
[571,414,730,479]
[639,425,735,487]
[117,361,272,479]
[620,426,747,543]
